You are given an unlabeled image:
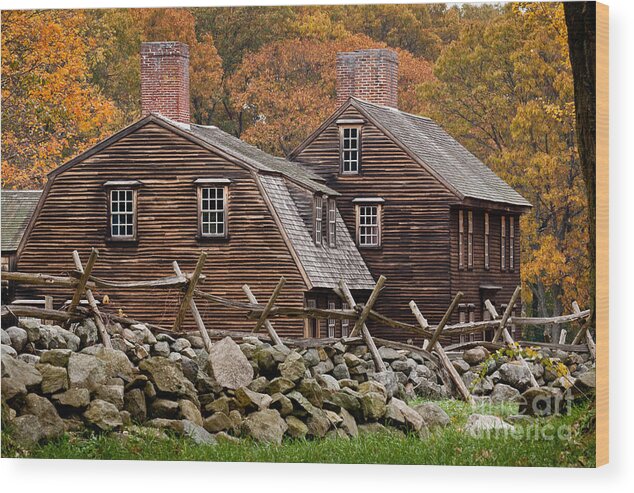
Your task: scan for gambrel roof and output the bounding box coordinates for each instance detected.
[1,190,42,252]
[291,98,532,209]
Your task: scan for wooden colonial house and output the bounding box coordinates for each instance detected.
[9,43,530,342]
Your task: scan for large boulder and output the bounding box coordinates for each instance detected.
[463,347,490,366]
[306,408,331,438]
[83,399,123,431]
[285,415,308,438]
[412,402,450,429]
[203,412,233,433]
[139,357,199,406]
[490,383,521,403]
[242,409,288,444]
[94,347,136,381]
[359,392,386,420]
[498,362,533,391]
[297,378,324,407]
[1,355,42,401]
[21,393,65,441]
[464,414,514,437]
[67,353,107,390]
[206,336,254,390]
[377,346,403,362]
[384,398,426,432]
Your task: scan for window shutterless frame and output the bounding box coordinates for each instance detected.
[197,185,228,239]
[355,202,382,248]
[467,210,473,269]
[327,198,337,247]
[458,210,464,269]
[339,125,362,175]
[103,181,141,243]
[314,195,324,245]
[509,216,515,272]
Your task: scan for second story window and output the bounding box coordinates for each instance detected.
[314,195,323,245]
[341,126,360,174]
[200,187,227,237]
[110,189,135,239]
[484,212,490,270]
[467,210,473,269]
[327,199,337,247]
[509,216,515,271]
[501,215,506,271]
[354,198,383,247]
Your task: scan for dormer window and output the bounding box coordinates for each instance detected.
[340,126,360,174]
[314,195,323,245]
[327,198,337,247]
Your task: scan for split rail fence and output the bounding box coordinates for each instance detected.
[1,249,594,405]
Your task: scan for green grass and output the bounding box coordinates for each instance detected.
[1,400,596,467]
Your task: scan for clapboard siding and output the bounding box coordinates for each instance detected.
[17,122,309,337]
[295,107,458,341]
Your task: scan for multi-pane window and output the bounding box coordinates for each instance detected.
[341,302,350,337]
[200,187,226,237]
[110,190,135,238]
[328,300,336,338]
[328,199,337,247]
[314,195,323,245]
[467,210,473,269]
[501,215,506,271]
[484,212,490,270]
[357,204,379,246]
[458,210,464,269]
[509,216,515,271]
[341,127,360,174]
[306,299,319,338]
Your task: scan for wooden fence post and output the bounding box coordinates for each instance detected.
[337,280,387,372]
[410,299,474,405]
[571,301,596,359]
[173,252,207,332]
[242,284,283,345]
[67,248,99,315]
[173,261,213,353]
[252,277,286,334]
[72,250,112,349]
[44,295,53,325]
[427,292,463,351]
[350,275,386,338]
[492,286,521,343]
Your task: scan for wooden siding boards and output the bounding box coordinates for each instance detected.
[294,106,458,341]
[16,122,310,337]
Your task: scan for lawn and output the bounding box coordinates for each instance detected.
[1,399,596,467]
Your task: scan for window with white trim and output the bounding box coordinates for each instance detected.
[314,195,323,245]
[501,215,506,271]
[467,210,473,268]
[110,189,135,238]
[327,199,337,247]
[328,300,336,338]
[341,127,360,174]
[341,302,350,337]
[200,187,226,237]
[458,210,464,269]
[357,204,380,247]
[509,216,515,271]
[484,212,490,270]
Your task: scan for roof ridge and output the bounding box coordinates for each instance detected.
[351,97,433,122]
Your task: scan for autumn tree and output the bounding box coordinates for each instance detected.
[1,10,119,189]
[419,3,589,328]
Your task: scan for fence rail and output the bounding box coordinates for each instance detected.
[1,249,594,403]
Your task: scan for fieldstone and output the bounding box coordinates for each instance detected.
[5,326,28,352]
[179,399,203,426]
[180,356,199,384]
[171,338,191,352]
[147,418,217,445]
[152,341,170,357]
[151,398,179,419]
[235,386,272,411]
[498,362,533,391]
[243,409,287,444]
[306,408,331,438]
[37,364,69,394]
[19,319,42,342]
[338,407,358,437]
[139,356,199,405]
[1,355,42,401]
[357,422,388,436]
[358,380,387,399]
[279,351,306,382]
[206,336,254,390]
[528,361,545,379]
[385,398,425,431]
[464,414,514,436]
[286,390,316,417]
[270,392,294,416]
[490,383,521,403]
[228,410,243,433]
[56,327,81,352]
[412,402,450,429]
[144,381,157,400]
[572,369,596,398]
[519,387,566,416]
[82,399,122,431]
[95,384,125,410]
[332,363,351,380]
[317,373,340,392]
[266,377,295,395]
[18,353,40,365]
[204,412,233,433]
[391,358,417,373]
[52,388,91,409]
[416,379,449,400]
[17,393,65,443]
[302,348,321,367]
[329,388,362,417]
[40,349,73,368]
[75,318,99,347]
[360,392,386,420]
[452,359,471,374]
[415,364,433,379]
[338,379,358,390]
[343,352,364,368]
[285,415,309,438]
[1,328,11,345]
[248,376,269,393]
[463,347,490,366]
[205,396,233,415]
[369,372,398,399]
[297,378,324,407]
[377,346,404,362]
[67,353,107,390]
[181,347,197,360]
[1,344,17,357]
[124,388,147,422]
[312,359,335,376]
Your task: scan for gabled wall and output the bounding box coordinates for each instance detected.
[17,122,309,336]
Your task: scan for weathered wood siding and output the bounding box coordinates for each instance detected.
[294,107,458,341]
[17,122,309,337]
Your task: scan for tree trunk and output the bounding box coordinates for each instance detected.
[564,2,596,322]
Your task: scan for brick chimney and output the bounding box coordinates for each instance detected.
[140,41,190,123]
[336,49,399,108]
